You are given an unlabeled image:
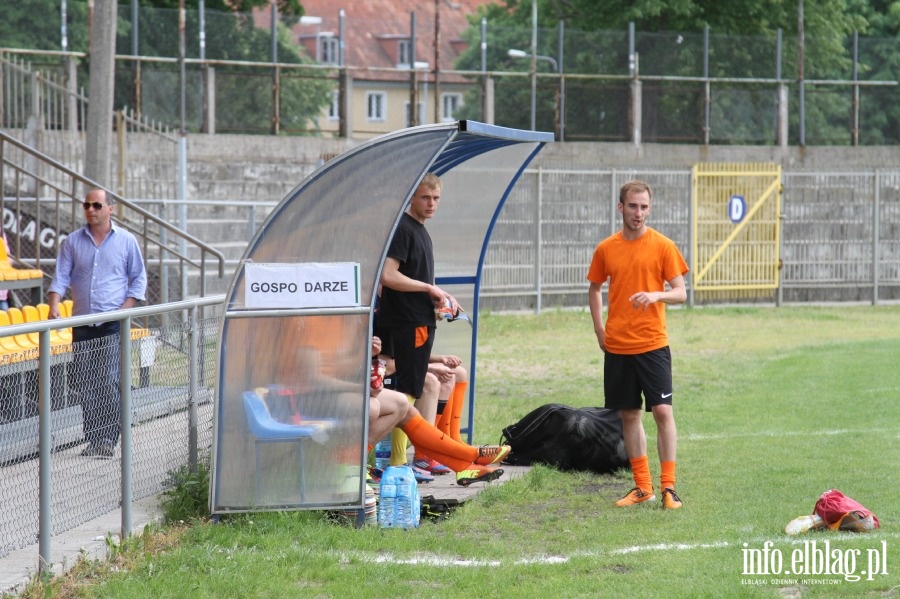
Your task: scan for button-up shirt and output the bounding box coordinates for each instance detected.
[49,223,147,317]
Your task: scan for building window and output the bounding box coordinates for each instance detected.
[441,93,463,122]
[398,39,412,66]
[405,101,426,126]
[328,90,339,120]
[320,36,339,65]
[367,92,387,121]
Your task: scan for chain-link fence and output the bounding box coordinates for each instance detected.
[4,4,897,143]
[480,167,900,310]
[0,297,220,560]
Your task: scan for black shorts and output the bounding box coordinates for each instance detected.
[386,324,434,399]
[604,346,673,412]
[373,323,394,358]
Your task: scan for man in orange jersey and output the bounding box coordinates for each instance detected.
[586,180,688,509]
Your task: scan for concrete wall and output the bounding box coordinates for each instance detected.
[184,134,356,202]
[183,135,900,203]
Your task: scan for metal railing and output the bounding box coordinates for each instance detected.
[2,18,898,143]
[0,52,179,199]
[481,167,900,309]
[0,295,223,571]
[130,165,900,312]
[0,129,225,308]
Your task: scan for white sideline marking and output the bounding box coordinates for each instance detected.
[606,541,730,555]
[683,427,899,441]
[335,533,900,567]
[334,540,730,567]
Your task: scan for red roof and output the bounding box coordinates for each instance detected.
[255,0,496,81]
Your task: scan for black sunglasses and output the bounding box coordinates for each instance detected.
[82,201,107,210]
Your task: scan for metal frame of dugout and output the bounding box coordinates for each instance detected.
[210,121,553,514]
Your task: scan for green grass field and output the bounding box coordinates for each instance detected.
[27,305,900,598]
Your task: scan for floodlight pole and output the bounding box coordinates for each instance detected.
[434,0,441,124]
[409,12,419,127]
[508,49,557,133]
[178,0,188,300]
[530,1,537,130]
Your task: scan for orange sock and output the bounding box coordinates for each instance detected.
[402,413,476,472]
[630,455,653,494]
[660,461,676,490]
[449,381,467,442]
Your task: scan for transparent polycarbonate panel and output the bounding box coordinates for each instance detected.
[213,312,369,511]
[226,127,456,312]
[430,283,476,441]
[212,122,551,512]
[430,144,541,279]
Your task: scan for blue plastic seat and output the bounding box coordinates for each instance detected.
[242,391,333,504]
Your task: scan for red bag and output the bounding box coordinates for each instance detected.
[813,489,879,532]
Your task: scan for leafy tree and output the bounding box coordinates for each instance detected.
[0,1,90,52]
[114,2,332,134]
[843,0,900,143]
[454,0,897,144]
[0,1,329,135]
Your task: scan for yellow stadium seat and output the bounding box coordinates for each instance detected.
[0,239,43,280]
[0,310,25,354]
[21,305,42,346]
[4,308,36,351]
[0,310,36,363]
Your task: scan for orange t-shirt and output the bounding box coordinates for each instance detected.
[586,228,688,355]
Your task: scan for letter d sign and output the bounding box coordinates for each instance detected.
[728,195,746,224]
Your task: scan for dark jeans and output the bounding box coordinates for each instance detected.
[72,322,121,446]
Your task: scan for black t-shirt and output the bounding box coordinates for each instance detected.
[379,212,435,327]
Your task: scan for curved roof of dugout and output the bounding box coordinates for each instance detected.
[211,121,553,513]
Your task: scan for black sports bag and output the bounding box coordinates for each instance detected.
[500,403,629,474]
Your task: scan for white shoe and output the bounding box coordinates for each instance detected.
[785,513,824,535]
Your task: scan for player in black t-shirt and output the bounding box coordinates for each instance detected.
[377,173,499,486]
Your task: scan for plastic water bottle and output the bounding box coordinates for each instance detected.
[378,465,420,529]
[378,478,397,528]
[374,438,391,471]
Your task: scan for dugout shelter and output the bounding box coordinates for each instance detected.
[210,121,552,514]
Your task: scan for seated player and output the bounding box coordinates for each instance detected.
[368,336,509,487]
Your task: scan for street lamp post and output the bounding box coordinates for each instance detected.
[300,15,324,62]
[508,48,558,132]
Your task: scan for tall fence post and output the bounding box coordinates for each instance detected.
[776,29,788,148]
[120,316,134,540]
[482,76,494,124]
[630,54,641,148]
[872,170,880,305]
[116,110,126,197]
[703,27,710,145]
[65,57,78,134]
[189,304,200,471]
[851,31,859,147]
[38,331,53,573]
[534,167,543,313]
[203,66,216,134]
[687,172,695,307]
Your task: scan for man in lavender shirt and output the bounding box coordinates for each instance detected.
[48,189,147,458]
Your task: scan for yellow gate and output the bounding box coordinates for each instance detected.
[691,163,782,300]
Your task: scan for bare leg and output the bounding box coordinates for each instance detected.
[619,408,647,459]
[651,404,677,462]
[369,391,409,445]
[414,372,439,425]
